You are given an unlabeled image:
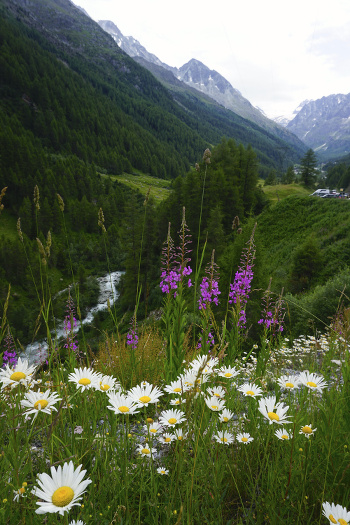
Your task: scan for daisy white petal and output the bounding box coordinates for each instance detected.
[136,444,156,457]
[277,374,300,390]
[219,408,235,423]
[299,424,317,439]
[129,382,163,407]
[157,467,169,475]
[20,389,61,421]
[159,409,186,427]
[275,428,292,440]
[236,432,254,444]
[258,395,291,425]
[214,430,234,445]
[33,461,91,516]
[238,382,263,398]
[298,370,327,393]
[0,357,37,390]
[68,367,101,392]
[204,396,226,412]
[107,391,139,415]
[217,365,239,379]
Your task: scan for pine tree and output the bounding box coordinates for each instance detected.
[300,149,318,188]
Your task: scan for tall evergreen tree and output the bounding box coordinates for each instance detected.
[300,149,318,188]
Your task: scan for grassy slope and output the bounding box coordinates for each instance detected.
[260,182,310,204]
[256,195,350,289]
[105,172,172,203]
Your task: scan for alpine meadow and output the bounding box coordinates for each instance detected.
[0,1,349,524]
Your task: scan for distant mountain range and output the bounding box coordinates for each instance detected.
[285,95,350,160]
[98,19,350,162]
[97,20,306,155]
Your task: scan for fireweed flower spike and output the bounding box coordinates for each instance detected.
[229,224,256,328]
[0,357,36,390]
[198,250,221,310]
[33,461,91,515]
[126,315,139,351]
[258,282,285,335]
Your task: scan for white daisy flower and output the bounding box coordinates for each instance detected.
[299,424,317,439]
[189,355,218,375]
[107,392,139,415]
[159,409,186,427]
[238,382,263,398]
[258,396,291,425]
[13,486,27,502]
[157,467,169,475]
[213,430,234,445]
[275,428,292,440]
[322,501,350,525]
[206,386,226,399]
[181,371,210,389]
[164,379,188,395]
[129,382,163,407]
[136,444,156,457]
[20,389,61,421]
[143,421,163,436]
[236,432,254,444]
[219,408,235,423]
[68,367,101,392]
[95,374,120,393]
[205,396,226,412]
[69,521,86,525]
[170,397,185,406]
[277,374,300,390]
[217,365,239,380]
[0,357,36,390]
[298,371,327,393]
[33,461,91,515]
[173,428,187,441]
[159,433,175,444]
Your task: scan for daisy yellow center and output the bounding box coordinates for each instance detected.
[19,487,25,494]
[307,381,317,388]
[177,436,183,440]
[246,390,255,396]
[173,387,181,393]
[174,400,180,404]
[328,516,337,525]
[165,437,171,442]
[100,384,110,391]
[141,448,150,454]
[139,396,151,404]
[282,434,289,440]
[34,399,49,410]
[78,378,91,386]
[268,412,280,422]
[10,372,26,382]
[118,406,129,413]
[338,520,348,525]
[150,429,157,433]
[212,405,219,410]
[221,437,228,442]
[168,418,177,424]
[302,426,312,434]
[52,486,74,507]
[223,417,229,422]
[224,372,232,377]
[146,418,153,423]
[160,470,166,474]
[285,382,294,388]
[241,437,248,442]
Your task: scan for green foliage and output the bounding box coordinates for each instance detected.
[300,149,318,188]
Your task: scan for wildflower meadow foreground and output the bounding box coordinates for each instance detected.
[0,201,349,524]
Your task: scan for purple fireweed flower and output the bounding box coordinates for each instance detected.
[2,330,17,368]
[259,282,285,335]
[198,277,221,310]
[127,315,139,351]
[229,224,256,328]
[160,211,193,295]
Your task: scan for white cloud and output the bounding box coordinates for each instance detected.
[76,0,350,118]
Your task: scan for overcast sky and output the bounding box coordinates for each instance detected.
[76,0,350,119]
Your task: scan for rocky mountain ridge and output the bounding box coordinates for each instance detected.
[286,94,350,160]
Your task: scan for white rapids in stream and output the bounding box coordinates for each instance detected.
[20,271,123,365]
